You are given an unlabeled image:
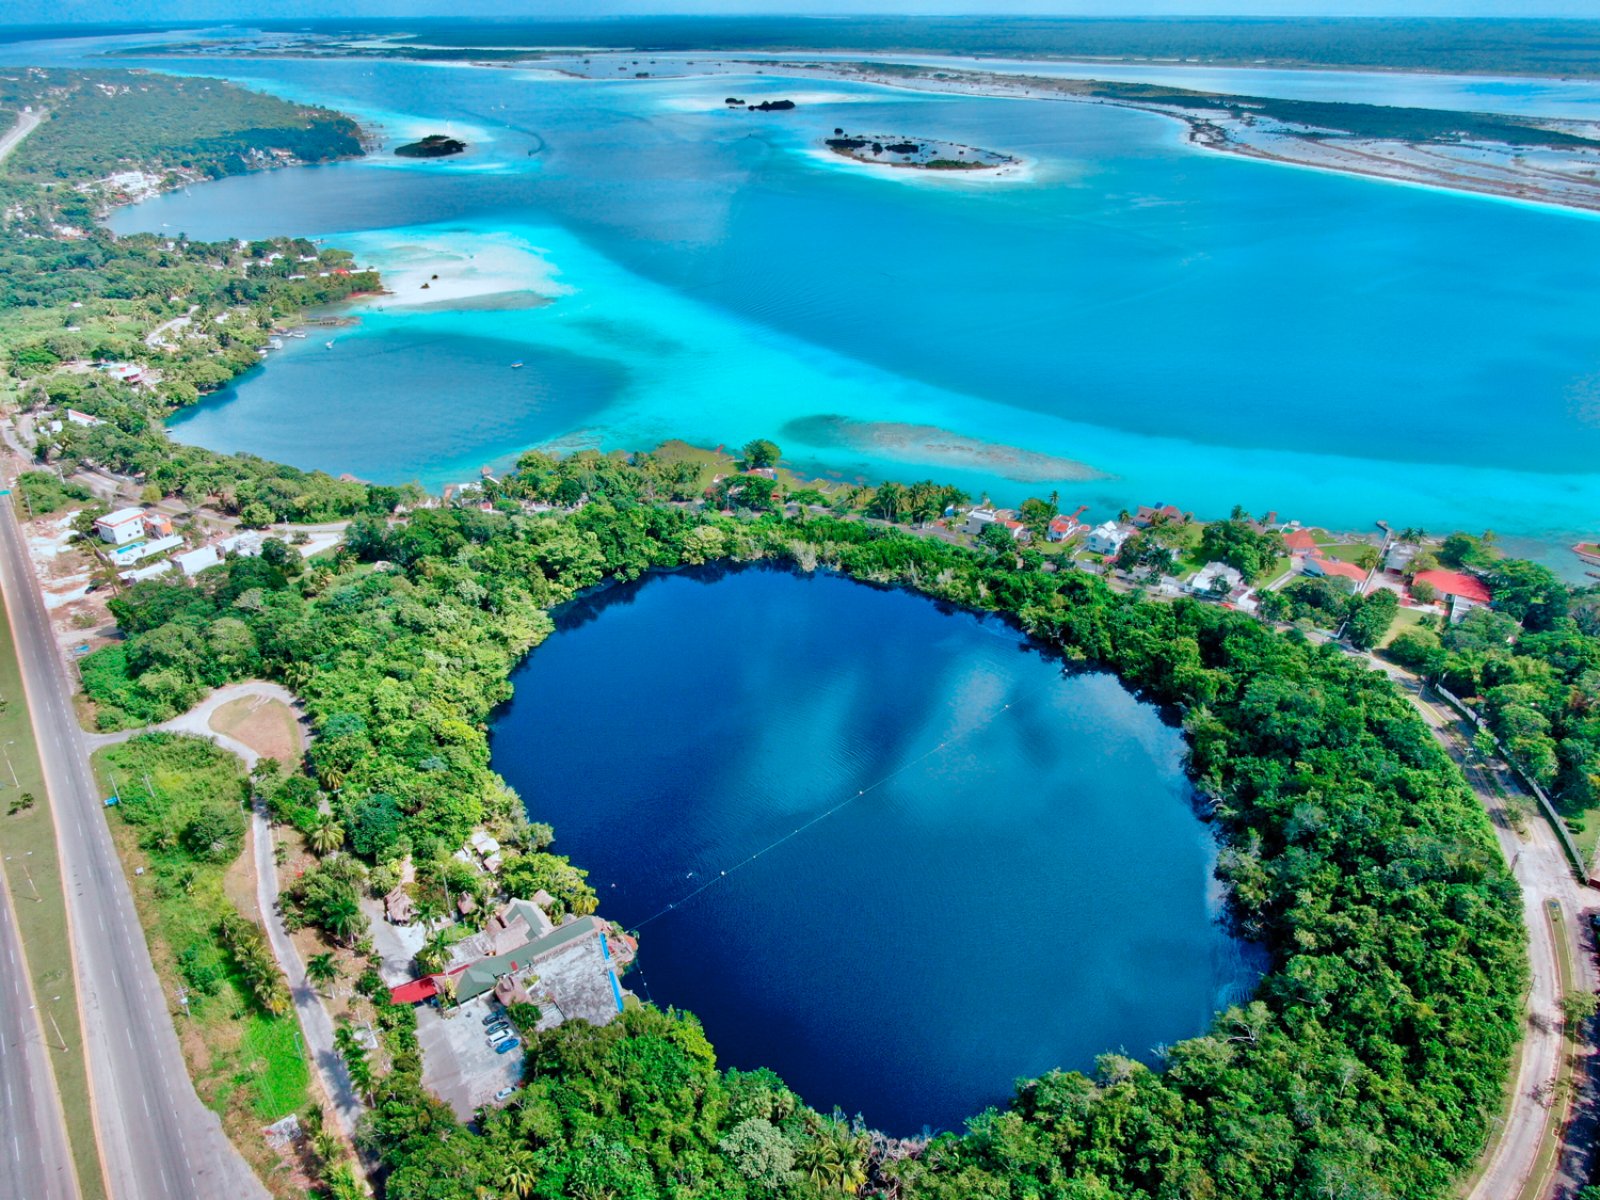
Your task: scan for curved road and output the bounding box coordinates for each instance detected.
[1367,658,1594,1200]
[0,492,266,1200]
[93,683,366,1142]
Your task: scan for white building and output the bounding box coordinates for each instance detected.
[99,362,145,386]
[174,546,221,577]
[1189,561,1244,597]
[1084,521,1129,557]
[173,532,264,578]
[962,508,998,536]
[94,507,147,546]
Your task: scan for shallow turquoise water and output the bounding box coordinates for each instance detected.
[492,565,1260,1132]
[42,46,1600,565]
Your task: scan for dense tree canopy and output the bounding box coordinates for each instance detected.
[81,454,1532,1200]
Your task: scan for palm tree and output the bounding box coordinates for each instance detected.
[311,1129,342,1168]
[324,893,365,947]
[309,815,345,856]
[324,1160,368,1200]
[795,1119,869,1194]
[333,1022,361,1060]
[503,1147,538,1199]
[344,1054,375,1102]
[306,952,340,995]
[434,972,458,1008]
[414,929,451,976]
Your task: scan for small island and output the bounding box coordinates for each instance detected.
[395,133,467,158]
[825,130,1016,171]
[733,98,795,112]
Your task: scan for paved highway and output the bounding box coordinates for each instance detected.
[0,491,266,1200]
[0,851,77,1200]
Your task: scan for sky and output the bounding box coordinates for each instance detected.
[9,0,1600,26]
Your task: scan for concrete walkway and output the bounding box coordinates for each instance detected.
[94,683,365,1140]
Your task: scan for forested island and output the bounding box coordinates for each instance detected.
[395,133,466,158]
[8,56,1600,1200]
[825,131,1016,171]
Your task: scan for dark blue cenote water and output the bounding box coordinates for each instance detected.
[491,566,1259,1133]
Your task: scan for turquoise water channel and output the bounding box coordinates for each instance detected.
[61,49,1600,569]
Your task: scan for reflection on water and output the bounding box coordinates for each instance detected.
[493,565,1264,1133]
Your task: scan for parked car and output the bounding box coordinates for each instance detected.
[481,1009,503,1027]
[494,1038,521,1055]
[487,1029,515,1047]
[485,1021,510,1036]
[494,1087,517,1102]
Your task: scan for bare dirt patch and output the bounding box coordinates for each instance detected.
[210,696,303,764]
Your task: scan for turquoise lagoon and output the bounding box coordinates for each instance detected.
[83,53,1600,566]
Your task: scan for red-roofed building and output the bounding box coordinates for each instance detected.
[1048,506,1089,543]
[1283,529,1319,554]
[389,976,438,1005]
[1303,553,1368,587]
[1134,503,1188,528]
[1412,569,1491,605]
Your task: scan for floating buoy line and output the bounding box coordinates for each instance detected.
[628,676,1055,932]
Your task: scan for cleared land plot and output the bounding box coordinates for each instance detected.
[209,695,303,764]
[0,588,104,1199]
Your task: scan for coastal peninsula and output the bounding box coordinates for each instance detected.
[784,59,1600,212]
[395,133,466,157]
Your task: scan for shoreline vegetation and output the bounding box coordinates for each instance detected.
[108,17,1600,79]
[76,441,1548,1200]
[4,51,1598,1200]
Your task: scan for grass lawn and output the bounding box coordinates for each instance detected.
[651,439,735,491]
[1261,554,1294,587]
[0,588,106,1199]
[1378,606,1430,649]
[1323,542,1380,565]
[91,736,311,1199]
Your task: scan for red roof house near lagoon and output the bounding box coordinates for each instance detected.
[1411,569,1492,604]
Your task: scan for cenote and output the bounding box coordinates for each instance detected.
[490,564,1261,1133]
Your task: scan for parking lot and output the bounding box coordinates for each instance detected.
[416,994,524,1119]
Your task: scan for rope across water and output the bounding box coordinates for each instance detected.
[629,677,1053,931]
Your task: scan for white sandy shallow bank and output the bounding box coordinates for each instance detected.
[344,228,574,310]
[798,143,1038,186]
